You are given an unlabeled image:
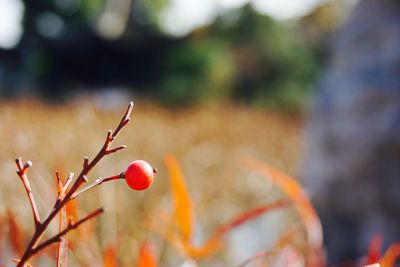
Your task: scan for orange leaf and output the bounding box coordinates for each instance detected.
[380,243,400,267]
[103,243,118,267]
[55,171,74,267]
[66,198,78,221]
[165,155,194,242]
[57,203,68,267]
[367,234,383,265]
[240,156,323,249]
[7,209,23,256]
[212,199,290,238]
[137,241,158,267]
[149,215,222,259]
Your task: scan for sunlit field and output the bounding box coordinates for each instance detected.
[0,99,306,266]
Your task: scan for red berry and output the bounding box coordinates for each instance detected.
[124,160,155,190]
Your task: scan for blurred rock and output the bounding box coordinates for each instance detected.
[302,0,400,264]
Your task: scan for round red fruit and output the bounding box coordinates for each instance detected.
[124,160,155,190]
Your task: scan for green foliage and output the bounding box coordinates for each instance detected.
[157,38,234,106]
[214,5,319,110]
[80,0,104,20]
[156,5,319,110]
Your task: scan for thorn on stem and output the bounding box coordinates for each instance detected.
[123,118,131,126]
[82,175,88,183]
[15,157,24,171]
[107,129,113,141]
[55,171,60,180]
[83,156,89,168]
[106,145,127,154]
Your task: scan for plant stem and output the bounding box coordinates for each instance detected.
[71,173,124,200]
[15,158,41,229]
[16,102,133,266]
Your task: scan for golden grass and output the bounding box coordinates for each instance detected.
[0,99,304,266]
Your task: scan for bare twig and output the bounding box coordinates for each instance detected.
[16,101,133,267]
[83,156,89,169]
[105,145,127,155]
[33,208,104,255]
[63,173,74,192]
[71,173,124,200]
[15,158,41,229]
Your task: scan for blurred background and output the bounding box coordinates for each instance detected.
[5,0,399,266]
[0,0,357,110]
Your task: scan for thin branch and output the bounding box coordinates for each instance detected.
[106,145,127,155]
[63,172,74,192]
[32,208,104,255]
[64,101,133,194]
[16,101,134,267]
[112,101,133,139]
[83,156,89,169]
[15,158,41,229]
[55,171,63,196]
[71,173,124,200]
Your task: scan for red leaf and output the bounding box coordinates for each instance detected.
[238,251,277,267]
[367,234,383,265]
[240,156,325,267]
[212,199,290,238]
[240,156,323,249]
[7,210,23,256]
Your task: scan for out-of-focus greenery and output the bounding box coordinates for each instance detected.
[157,37,234,106]
[0,1,340,110]
[212,7,321,110]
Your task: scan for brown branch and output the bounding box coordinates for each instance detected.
[16,101,133,267]
[15,158,41,229]
[83,156,89,169]
[71,173,124,200]
[112,101,134,139]
[105,145,127,155]
[32,208,104,255]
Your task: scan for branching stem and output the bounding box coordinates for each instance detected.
[15,158,41,229]
[71,173,124,200]
[16,101,133,267]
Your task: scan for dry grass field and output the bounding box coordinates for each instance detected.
[0,99,305,266]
